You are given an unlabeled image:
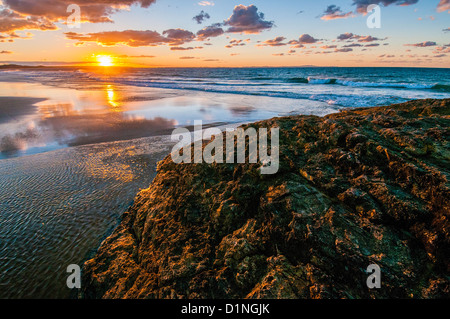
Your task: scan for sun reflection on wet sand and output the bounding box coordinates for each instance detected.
[106,84,121,110]
[0,78,295,159]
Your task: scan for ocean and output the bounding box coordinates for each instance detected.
[15,66,450,107]
[0,66,449,298]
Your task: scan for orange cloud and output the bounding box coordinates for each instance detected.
[65,28,196,47]
[437,0,450,12]
[0,0,157,42]
[0,9,57,41]
[3,0,156,23]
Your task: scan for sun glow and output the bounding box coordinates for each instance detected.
[97,55,114,67]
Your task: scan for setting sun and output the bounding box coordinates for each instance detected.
[97,55,114,67]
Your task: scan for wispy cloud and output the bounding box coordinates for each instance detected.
[170,47,196,51]
[358,35,383,43]
[320,5,353,20]
[433,45,450,54]
[405,41,437,47]
[335,47,353,52]
[320,45,337,49]
[343,43,363,47]
[337,33,385,43]
[198,1,214,6]
[225,38,248,48]
[437,0,450,13]
[119,55,155,58]
[257,36,287,47]
[193,10,210,24]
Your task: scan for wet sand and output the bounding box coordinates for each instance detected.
[0,122,245,298]
[1,79,328,159]
[0,97,47,124]
[0,135,176,298]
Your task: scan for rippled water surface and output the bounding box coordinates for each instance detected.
[0,136,173,298]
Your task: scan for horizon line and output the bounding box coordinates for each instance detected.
[1,62,449,70]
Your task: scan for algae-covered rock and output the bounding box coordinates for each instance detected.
[81,99,450,299]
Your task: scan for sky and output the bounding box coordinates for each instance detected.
[0,0,449,67]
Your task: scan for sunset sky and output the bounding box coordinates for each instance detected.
[0,0,449,67]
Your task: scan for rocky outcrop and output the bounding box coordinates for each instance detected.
[81,99,450,299]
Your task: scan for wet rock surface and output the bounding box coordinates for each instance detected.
[81,99,450,299]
